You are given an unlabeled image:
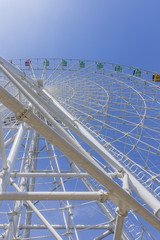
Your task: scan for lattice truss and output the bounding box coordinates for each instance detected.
[0,57,159,240]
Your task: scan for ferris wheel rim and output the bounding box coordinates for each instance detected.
[0,57,159,239]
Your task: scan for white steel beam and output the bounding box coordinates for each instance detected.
[122,173,131,195]
[40,88,160,219]
[0,115,7,170]
[0,224,112,230]
[23,132,39,240]
[0,60,159,221]
[51,144,79,240]
[0,189,108,202]
[0,64,100,168]
[0,86,160,232]
[10,172,89,178]
[66,146,128,240]
[4,134,16,148]
[20,224,112,230]
[113,209,128,240]
[6,131,39,240]
[94,230,112,240]
[12,181,63,240]
[0,123,26,194]
[0,124,26,239]
[0,57,32,85]
[66,158,116,226]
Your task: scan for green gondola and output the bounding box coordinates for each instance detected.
[133,69,141,77]
[62,60,67,67]
[43,59,49,66]
[97,63,103,70]
[79,61,85,68]
[115,65,122,72]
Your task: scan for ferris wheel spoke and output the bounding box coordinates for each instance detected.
[0,57,159,239]
[29,63,36,80]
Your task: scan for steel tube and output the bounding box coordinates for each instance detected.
[0,124,26,194]
[10,172,89,178]
[43,88,160,218]
[11,181,62,240]
[6,132,39,240]
[129,174,160,217]
[0,64,103,176]
[0,190,108,202]
[94,230,112,240]
[23,132,39,240]
[7,124,26,171]
[19,224,112,230]
[0,86,160,232]
[113,214,126,240]
[1,60,159,221]
[0,57,32,85]
[26,200,62,240]
[0,115,7,170]
[4,134,16,148]
[0,224,111,230]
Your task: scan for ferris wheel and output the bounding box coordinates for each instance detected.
[0,57,159,240]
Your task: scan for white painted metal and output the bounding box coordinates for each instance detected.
[5,131,39,240]
[0,224,112,230]
[0,60,159,221]
[10,172,89,178]
[0,115,7,170]
[0,57,36,88]
[37,90,160,217]
[51,144,79,240]
[0,190,108,201]
[0,123,26,194]
[0,64,101,168]
[94,230,112,240]
[4,134,16,148]
[12,181,63,240]
[113,213,126,240]
[0,85,159,232]
[122,173,131,195]
[23,131,39,240]
[0,57,160,239]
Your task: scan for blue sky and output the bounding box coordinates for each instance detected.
[0,0,160,239]
[0,0,160,72]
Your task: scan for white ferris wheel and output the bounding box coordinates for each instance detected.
[0,57,159,240]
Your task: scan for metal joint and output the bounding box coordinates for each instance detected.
[98,190,109,203]
[64,205,72,210]
[3,166,8,171]
[16,107,32,122]
[8,211,17,217]
[116,207,128,218]
[3,224,8,230]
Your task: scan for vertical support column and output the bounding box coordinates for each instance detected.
[0,114,7,170]
[113,208,128,240]
[6,131,39,240]
[0,123,26,195]
[23,131,39,239]
[51,145,79,240]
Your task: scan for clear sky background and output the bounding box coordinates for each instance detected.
[0,0,160,239]
[0,0,160,73]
